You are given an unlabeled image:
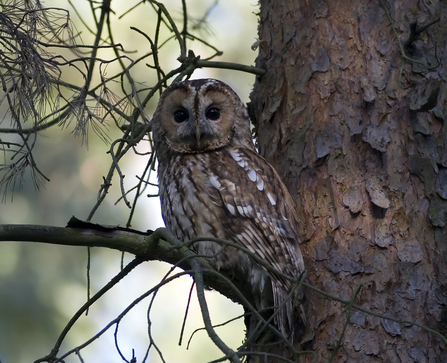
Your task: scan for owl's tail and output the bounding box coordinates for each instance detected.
[272,281,306,342]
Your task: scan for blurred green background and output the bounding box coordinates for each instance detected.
[0,1,258,362]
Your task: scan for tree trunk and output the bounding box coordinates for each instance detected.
[250,0,447,361]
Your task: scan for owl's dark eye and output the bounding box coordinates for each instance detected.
[206,107,221,121]
[174,109,189,123]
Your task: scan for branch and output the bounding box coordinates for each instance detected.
[35,257,146,363]
[196,60,266,76]
[379,0,439,70]
[0,222,250,306]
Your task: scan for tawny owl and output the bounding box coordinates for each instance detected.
[152,78,305,338]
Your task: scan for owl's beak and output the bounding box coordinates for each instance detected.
[195,124,201,147]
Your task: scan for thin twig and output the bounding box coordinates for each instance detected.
[34,257,146,363]
[328,284,362,363]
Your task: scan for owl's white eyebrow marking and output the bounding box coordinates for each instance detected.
[201,79,218,89]
[267,192,276,206]
[247,168,257,182]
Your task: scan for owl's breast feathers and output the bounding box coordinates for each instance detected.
[158,146,304,287]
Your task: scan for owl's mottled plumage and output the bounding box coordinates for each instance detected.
[152,78,305,337]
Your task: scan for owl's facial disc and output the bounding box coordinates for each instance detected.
[159,86,235,153]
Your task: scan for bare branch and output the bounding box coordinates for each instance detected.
[0,223,250,306]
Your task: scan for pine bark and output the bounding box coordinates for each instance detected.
[250,0,447,361]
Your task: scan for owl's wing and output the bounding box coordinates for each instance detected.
[207,148,305,283]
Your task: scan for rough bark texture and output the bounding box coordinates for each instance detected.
[250,0,447,361]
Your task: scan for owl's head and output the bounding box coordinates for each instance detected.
[152,79,253,155]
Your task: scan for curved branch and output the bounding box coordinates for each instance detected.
[0,223,250,306]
